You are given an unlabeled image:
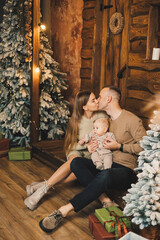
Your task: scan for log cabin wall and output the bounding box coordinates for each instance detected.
[80,0,102,97]
[51,0,83,104]
[51,0,102,100]
[124,0,160,129]
[80,0,130,97]
[80,0,96,92]
[80,0,160,128]
[45,0,160,126]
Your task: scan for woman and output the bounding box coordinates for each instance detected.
[24,90,111,211]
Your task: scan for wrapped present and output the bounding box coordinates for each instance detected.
[119,232,148,240]
[0,150,9,158]
[0,139,10,158]
[0,131,3,141]
[8,147,31,161]
[89,214,127,240]
[0,138,9,151]
[95,206,131,239]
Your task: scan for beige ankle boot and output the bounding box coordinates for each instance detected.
[24,181,51,210]
[26,181,45,197]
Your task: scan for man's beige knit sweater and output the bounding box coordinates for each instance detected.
[109,109,146,170]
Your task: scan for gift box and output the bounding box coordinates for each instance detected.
[8,147,31,161]
[0,149,9,157]
[95,207,131,239]
[0,138,9,150]
[0,139,10,158]
[89,214,127,240]
[0,131,3,141]
[119,232,148,240]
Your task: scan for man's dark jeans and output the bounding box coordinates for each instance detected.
[69,157,137,212]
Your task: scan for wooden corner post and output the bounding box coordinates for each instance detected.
[30,0,40,144]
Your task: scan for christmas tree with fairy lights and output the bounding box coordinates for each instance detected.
[0,0,70,145]
[39,27,70,140]
[123,110,160,229]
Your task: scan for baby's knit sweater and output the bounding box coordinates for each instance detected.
[66,111,108,158]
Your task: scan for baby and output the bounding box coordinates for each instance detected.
[79,118,115,170]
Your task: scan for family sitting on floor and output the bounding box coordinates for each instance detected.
[24,85,146,233]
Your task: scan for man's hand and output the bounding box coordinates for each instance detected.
[86,136,98,153]
[103,137,121,150]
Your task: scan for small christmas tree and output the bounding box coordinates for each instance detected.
[39,29,70,140]
[123,111,160,229]
[0,0,31,146]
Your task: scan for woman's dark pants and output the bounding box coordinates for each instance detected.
[69,157,137,212]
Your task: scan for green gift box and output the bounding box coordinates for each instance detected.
[8,147,31,161]
[95,206,131,234]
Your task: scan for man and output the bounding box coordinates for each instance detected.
[39,85,146,233]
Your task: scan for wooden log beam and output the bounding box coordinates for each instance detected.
[146,6,158,60]
[131,2,150,16]
[100,0,112,89]
[132,15,148,25]
[91,0,103,96]
[130,25,148,41]
[128,52,160,70]
[30,0,40,144]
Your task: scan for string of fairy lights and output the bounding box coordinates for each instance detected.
[34,24,46,73]
[24,0,32,63]
[24,0,46,73]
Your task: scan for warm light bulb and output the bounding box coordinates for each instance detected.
[35,67,40,73]
[40,24,46,30]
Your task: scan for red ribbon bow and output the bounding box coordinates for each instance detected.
[104,210,128,239]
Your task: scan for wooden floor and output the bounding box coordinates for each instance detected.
[0,154,101,240]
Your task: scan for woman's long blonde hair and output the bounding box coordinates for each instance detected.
[64,90,92,154]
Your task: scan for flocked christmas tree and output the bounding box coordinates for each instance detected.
[0,0,31,146]
[0,0,70,145]
[123,110,160,229]
[39,28,70,140]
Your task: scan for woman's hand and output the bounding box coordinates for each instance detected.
[86,136,98,153]
[78,138,85,145]
[103,137,121,150]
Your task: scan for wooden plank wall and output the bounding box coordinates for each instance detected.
[80,0,97,92]
[127,0,160,129]
[80,0,160,129]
